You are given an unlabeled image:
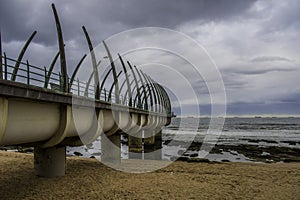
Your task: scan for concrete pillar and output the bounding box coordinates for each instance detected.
[34,146,66,177]
[101,132,121,165]
[142,129,163,160]
[128,132,143,159]
[153,130,163,160]
[144,135,155,160]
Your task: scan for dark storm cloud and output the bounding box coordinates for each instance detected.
[0,1,54,45]
[1,0,300,116]
[98,0,256,27]
[0,0,256,45]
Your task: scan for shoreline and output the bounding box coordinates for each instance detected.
[1,151,300,199]
[174,142,300,163]
[4,140,300,164]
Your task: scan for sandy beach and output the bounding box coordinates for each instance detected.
[0,151,299,199]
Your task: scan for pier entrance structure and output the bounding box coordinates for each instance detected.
[0,4,173,177]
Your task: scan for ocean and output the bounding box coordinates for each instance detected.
[67,117,300,162]
[166,117,300,146]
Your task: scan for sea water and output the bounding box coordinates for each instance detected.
[166,117,300,146]
[67,117,300,162]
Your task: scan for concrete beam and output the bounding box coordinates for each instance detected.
[42,105,71,148]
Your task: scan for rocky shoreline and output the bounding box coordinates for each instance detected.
[168,140,300,163]
[2,141,300,164]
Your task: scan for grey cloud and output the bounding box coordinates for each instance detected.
[173,101,300,116]
[1,0,300,116]
[0,0,256,45]
[226,101,300,115]
[222,73,250,89]
[251,56,293,63]
[280,92,300,103]
[0,1,55,44]
[259,0,300,34]
[224,66,297,75]
[98,0,257,27]
[0,0,257,71]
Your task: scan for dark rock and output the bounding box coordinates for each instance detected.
[165,139,300,163]
[283,158,300,163]
[176,156,189,162]
[0,147,9,151]
[187,158,210,163]
[261,139,278,144]
[248,139,277,144]
[74,151,83,156]
[209,147,223,154]
[163,140,172,145]
[281,141,298,145]
[229,150,238,156]
[248,139,260,143]
[17,147,34,153]
[208,161,221,164]
[221,159,231,163]
[190,153,198,157]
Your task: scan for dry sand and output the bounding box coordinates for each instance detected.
[0,151,300,200]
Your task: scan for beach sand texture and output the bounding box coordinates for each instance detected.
[0,151,299,200]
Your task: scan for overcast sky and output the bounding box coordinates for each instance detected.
[1,0,300,116]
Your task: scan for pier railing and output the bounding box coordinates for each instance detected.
[1,54,173,114]
[0,3,172,116]
[0,55,128,105]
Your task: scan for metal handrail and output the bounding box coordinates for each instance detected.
[1,53,170,113]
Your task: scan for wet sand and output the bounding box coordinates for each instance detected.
[1,151,300,199]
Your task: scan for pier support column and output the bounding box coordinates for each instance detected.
[34,146,66,177]
[144,135,155,160]
[101,132,121,165]
[128,132,143,159]
[153,130,162,160]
